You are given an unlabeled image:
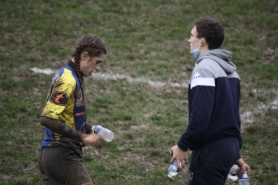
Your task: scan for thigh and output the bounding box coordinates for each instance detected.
[188,138,239,185]
[39,148,52,185]
[40,146,92,185]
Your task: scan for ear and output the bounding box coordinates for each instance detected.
[199,38,206,46]
[81,52,89,60]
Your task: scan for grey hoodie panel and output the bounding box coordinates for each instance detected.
[196,49,237,75]
[196,59,228,79]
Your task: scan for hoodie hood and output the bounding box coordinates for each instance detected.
[196,49,236,74]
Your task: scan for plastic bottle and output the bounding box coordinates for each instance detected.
[227,164,240,181]
[91,125,114,142]
[230,164,240,175]
[238,171,250,185]
[167,161,180,178]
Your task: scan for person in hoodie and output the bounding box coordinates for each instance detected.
[169,17,250,184]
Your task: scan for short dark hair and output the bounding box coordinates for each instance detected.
[194,17,225,49]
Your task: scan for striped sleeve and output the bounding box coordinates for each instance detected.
[190,77,215,89]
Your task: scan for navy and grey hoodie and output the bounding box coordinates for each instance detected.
[177,49,241,151]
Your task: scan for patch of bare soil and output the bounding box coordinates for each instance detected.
[51,60,68,68]
[0,174,13,180]
[22,163,37,173]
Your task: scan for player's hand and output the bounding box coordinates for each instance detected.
[81,133,106,148]
[170,145,188,170]
[236,158,250,177]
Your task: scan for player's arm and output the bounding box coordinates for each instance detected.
[40,116,104,146]
[177,68,215,151]
[40,116,82,141]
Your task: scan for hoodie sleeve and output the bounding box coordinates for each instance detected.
[177,67,215,151]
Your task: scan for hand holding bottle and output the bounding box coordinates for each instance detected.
[81,133,106,148]
[170,145,188,170]
[236,158,250,177]
[228,158,251,185]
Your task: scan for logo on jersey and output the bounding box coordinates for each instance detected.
[50,91,68,106]
[193,71,201,78]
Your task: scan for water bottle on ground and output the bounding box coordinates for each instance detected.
[167,161,180,178]
[238,171,250,185]
[91,125,114,142]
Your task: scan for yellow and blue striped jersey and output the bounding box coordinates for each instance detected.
[41,60,86,148]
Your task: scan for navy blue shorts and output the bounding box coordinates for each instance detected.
[188,137,240,185]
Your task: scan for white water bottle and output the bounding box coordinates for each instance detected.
[230,164,240,175]
[167,161,180,178]
[228,164,240,181]
[238,171,250,185]
[91,125,114,142]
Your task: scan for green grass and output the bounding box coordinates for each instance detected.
[0,0,278,184]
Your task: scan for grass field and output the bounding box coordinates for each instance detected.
[0,0,278,184]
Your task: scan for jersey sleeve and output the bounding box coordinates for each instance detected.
[41,73,75,120]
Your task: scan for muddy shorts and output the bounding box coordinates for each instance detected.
[38,145,92,185]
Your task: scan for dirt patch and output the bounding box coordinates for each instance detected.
[0,174,13,180]
[22,163,37,173]
[51,60,68,68]
[131,123,150,130]
[12,77,25,83]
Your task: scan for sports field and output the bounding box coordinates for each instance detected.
[0,0,277,184]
